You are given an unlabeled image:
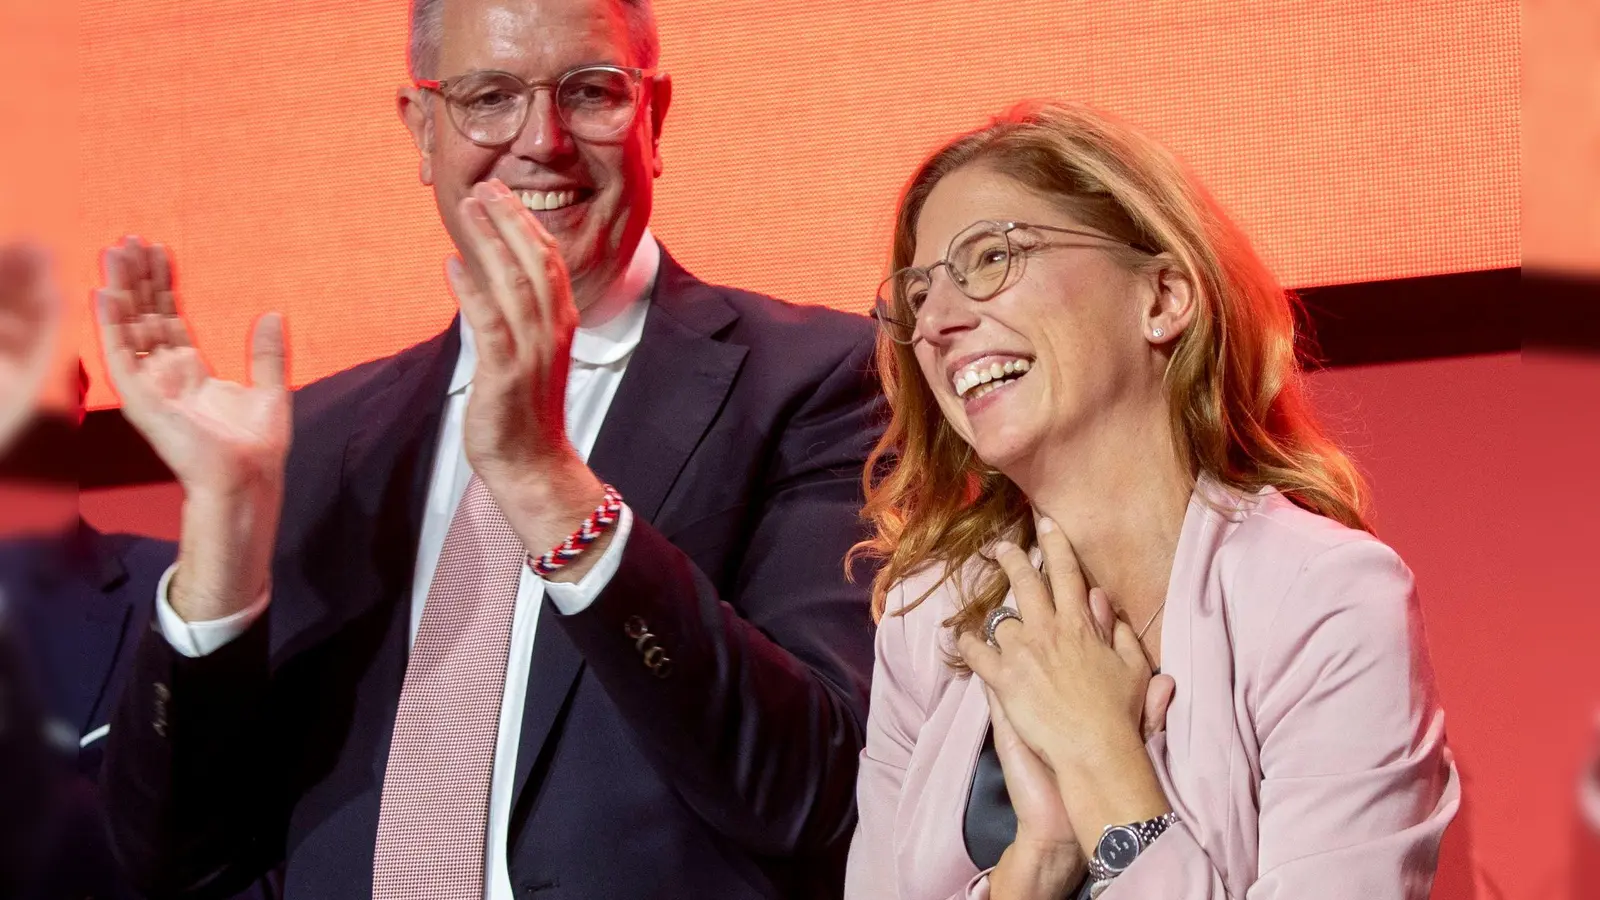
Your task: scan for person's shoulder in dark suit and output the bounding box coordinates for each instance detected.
[280,255,882,476]
[0,521,175,753]
[0,522,278,899]
[663,256,878,357]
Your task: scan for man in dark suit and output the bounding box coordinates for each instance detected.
[93,1,881,898]
[0,521,174,900]
[0,356,280,899]
[0,242,126,900]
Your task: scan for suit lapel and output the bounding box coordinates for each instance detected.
[331,322,460,781]
[341,321,460,530]
[6,524,135,737]
[509,253,747,811]
[1159,477,1248,835]
[337,322,461,618]
[62,525,132,735]
[585,254,746,519]
[273,322,459,664]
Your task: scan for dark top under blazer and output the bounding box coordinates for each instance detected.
[102,251,885,899]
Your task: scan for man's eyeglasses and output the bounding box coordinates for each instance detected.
[873,219,1158,345]
[414,65,655,146]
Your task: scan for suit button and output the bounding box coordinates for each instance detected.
[643,646,672,679]
[153,682,170,737]
[623,617,671,675]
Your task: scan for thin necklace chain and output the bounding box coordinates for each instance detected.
[1136,599,1168,641]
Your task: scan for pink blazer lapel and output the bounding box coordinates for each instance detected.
[1155,477,1260,895]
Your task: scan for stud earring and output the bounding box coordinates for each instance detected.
[1151,327,1165,339]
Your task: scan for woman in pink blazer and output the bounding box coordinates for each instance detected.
[846,101,1459,899]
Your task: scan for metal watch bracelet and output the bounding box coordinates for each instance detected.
[1086,811,1179,894]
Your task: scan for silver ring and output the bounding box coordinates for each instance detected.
[983,606,1023,649]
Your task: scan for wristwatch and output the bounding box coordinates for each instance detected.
[1086,811,1178,896]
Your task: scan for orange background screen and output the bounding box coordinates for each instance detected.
[45,1,1518,408]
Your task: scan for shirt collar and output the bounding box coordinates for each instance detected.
[450,230,660,395]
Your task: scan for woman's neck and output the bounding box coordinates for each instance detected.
[1010,407,1193,625]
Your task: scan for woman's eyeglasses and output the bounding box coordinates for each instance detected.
[873,220,1157,345]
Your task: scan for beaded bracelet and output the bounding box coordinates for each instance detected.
[529,483,625,577]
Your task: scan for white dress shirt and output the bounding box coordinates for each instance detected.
[153,232,661,900]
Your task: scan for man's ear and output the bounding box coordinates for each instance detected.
[647,73,672,179]
[397,84,436,186]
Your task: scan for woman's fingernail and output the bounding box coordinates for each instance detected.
[1038,517,1056,534]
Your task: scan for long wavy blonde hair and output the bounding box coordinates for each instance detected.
[852,101,1370,641]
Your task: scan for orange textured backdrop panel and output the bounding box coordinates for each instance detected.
[50,0,1516,408]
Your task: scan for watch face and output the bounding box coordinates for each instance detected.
[1096,825,1143,872]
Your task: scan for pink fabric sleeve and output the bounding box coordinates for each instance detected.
[845,584,995,900]
[1105,539,1460,899]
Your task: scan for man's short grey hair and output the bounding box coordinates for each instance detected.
[408,0,660,80]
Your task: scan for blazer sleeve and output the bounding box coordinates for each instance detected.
[1106,538,1461,899]
[102,613,284,898]
[845,580,1000,900]
[845,582,918,899]
[553,330,882,858]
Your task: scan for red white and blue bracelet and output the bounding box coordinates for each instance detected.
[529,483,625,577]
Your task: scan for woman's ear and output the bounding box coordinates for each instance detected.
[1142,258,1196,345]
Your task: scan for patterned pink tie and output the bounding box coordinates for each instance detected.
[372,475,525,899]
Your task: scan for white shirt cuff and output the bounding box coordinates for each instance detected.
[153,563,272,658]
[540,503,634,615]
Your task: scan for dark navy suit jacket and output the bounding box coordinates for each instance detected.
[0,523,278,899]
[103,253,884,899]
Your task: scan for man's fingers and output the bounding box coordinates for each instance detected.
[0,244,56,325]
[993,541,1052,626]
[0,243,60,376]
[101,245,129,291]
[445,252,514,365]
[147,244,190,348]
[249,312,288,391]
[123,237,159,320]
[457,197,529,359]
[149,243,175,295]
[477,180,560,331]
[119,236,149,287]
[466,184,539,339]
[456,196,508,292]
[94,289,141,394]
[106,238,165,352]
[1142,674,1176,741]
